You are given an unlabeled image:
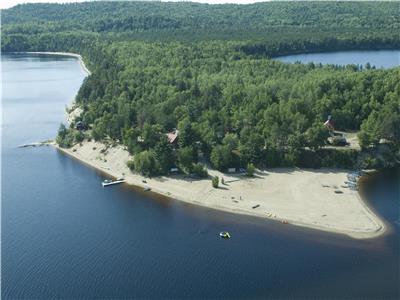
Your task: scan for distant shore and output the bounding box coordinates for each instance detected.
[55,140,385,240]
[18,51,91,76]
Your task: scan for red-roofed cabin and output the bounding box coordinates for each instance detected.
[166,129,179,144]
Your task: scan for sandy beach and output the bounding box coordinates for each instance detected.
[55,140,385,239]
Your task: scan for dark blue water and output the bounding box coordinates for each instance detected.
[2,53,399,299]
[276,50,400,68]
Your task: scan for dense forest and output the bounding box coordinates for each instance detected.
[2,1,399,174]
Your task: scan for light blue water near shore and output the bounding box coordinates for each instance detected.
[2,53,399,299]
[276,50,400,68]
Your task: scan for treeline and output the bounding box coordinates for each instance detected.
[2,2,399,52]
[237,32,400,58]
[3,2,399,32]
[2,2,399,47]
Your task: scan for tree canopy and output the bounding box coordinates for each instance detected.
[2,1,399,171]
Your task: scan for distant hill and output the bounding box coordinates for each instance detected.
[2,1,399,35]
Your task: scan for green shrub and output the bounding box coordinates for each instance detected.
[177,146,195,173]
[74,130,85,143]
[210,145,232,171]
[127,160,135,171]
[283,152,299,167]
[134,150,156,176]
[154,136,174,174]
[192,163,208,178]
[246,163,255,177]
[359,155,379,169]
[56,124,74,148]
[212,176,219,188]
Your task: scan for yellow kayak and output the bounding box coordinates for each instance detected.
[219,231,231,239]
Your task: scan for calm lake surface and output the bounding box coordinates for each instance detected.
[276,50,400,68]
[2,53,399,299]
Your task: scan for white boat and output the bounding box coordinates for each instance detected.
[102,178,125,187]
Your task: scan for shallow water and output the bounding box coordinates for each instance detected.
[2,53,399,299]
[276,50,400,68]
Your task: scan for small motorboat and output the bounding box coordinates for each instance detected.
[102,178,125,187]
[219,231,231,239]
[143,187,151,192]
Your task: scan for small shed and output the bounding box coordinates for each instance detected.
[228,168,236,173]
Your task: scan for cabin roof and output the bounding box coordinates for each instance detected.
[324,119,334,129]
[166,130,179,144]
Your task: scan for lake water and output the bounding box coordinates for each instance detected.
[2,53,399,299]
[276,50,400,68]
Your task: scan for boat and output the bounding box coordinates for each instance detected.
[143,187,151,192]
[352,170,365,177]
[347,171,364,182]
[101,178,125,187]
[219,231,231,239]
[347,174,358,182]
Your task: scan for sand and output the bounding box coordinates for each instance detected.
[55,140,385,239]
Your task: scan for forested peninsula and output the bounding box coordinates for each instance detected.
[2,1,399,175]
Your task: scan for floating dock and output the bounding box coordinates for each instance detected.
[102,178,125,187]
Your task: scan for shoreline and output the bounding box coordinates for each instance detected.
[54,141,386,240]
[14,51,92,76]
